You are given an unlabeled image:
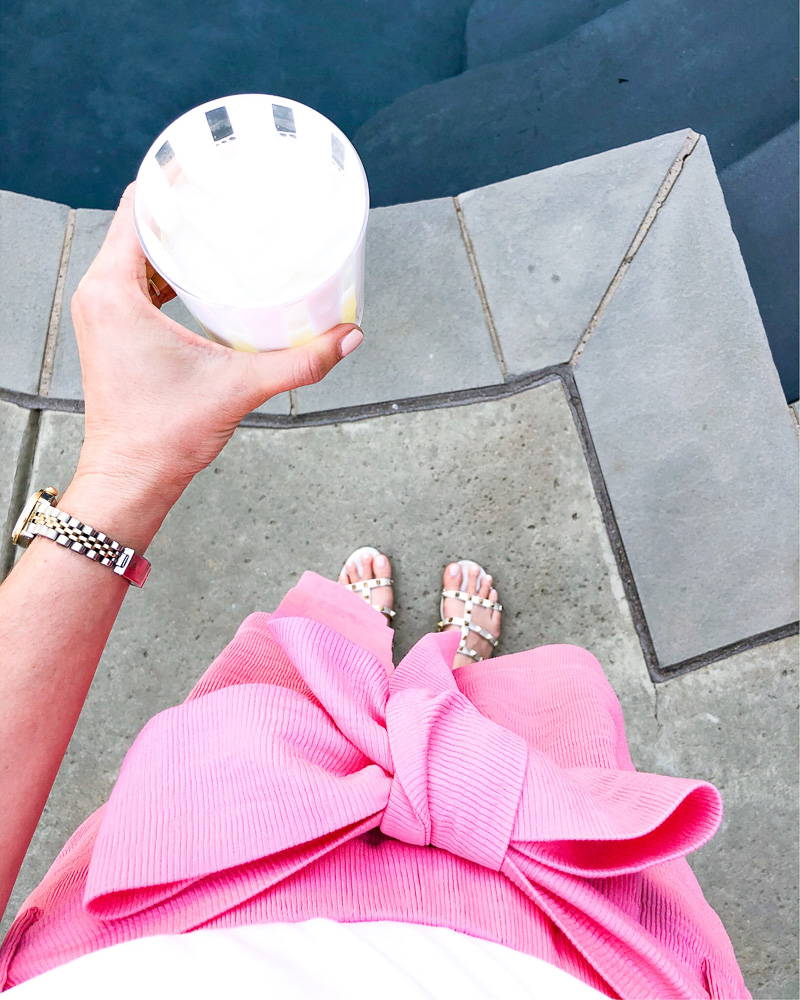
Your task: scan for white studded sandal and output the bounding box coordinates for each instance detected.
[437,559,502,663]
[339,546,395,622]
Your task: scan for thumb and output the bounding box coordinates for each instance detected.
[241,323,363,402]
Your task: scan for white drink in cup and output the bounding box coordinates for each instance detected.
[133,94,369,352]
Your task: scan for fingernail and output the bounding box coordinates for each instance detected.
[338,328,363,359]
[376,555,387,567]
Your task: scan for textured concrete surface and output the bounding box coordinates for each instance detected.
[0,191,69,395]
[46,208,288,415]
[2,380,656,933]
[634,637,799,1000]
[720,122,799,404]
[458,130,690,374]
[0,401,34,574]
[575,138,799,668]
[295,198,502,412]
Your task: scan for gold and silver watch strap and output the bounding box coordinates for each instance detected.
[12,487,151,588]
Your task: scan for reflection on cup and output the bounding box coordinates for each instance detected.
[134,94,369,352]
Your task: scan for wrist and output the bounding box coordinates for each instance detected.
[60,463,181,554]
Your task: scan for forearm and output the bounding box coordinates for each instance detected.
[0,469,178,918]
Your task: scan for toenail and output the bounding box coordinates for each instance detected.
[376,555,387,567]
[447,563,458,574]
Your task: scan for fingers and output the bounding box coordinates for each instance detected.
[241,324,363,403]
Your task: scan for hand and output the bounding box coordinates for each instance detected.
[71,182,363,503]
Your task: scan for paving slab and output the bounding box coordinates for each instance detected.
[574,138,800,668]
[2,380,655,933]
[633,637,799,1000]
[458,130,692,374]
[0,400,34,575]
[295,198,502,412]
[49,209,114,400]
[47,209,287,415]
[0,191,70,395]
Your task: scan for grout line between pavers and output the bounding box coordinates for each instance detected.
[453,195,508,381]
[1,373,794,680]
[655,620,800,681]
[559,369,661,679]
[0,408,41,582]
[569,130,701,366]
[38,209,77,397]
[288,390,297,417]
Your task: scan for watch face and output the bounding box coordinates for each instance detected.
[11,488,56,546]
[11,491,42,545]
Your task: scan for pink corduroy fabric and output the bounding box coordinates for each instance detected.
[1,572,749,998]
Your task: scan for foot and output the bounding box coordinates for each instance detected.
[338,550,395,624]
[441,562,502,669]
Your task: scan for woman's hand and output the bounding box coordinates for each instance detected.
[71,182,363,505]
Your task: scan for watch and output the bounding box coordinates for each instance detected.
[11,487,151,588]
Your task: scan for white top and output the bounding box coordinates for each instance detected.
[7,919,607,999]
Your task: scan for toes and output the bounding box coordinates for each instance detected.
[466,562,480,595]
[374,552,391,578]
[444,562,461,589]
[489,587,499,605]
[345,560,357,585]
[360,553,373,582]
[479,573,492,599]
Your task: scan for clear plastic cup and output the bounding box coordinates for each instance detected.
[133,94,369,352]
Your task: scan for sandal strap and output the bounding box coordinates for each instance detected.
[440,589,502,612]
[346,579,395,620]
[454,643,483,663]
[438,617,499,647]
[347,578,392,594]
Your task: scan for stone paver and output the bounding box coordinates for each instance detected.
[47,209,288,415]
[0,401,34,575]
[0,192,70,395]
[458,130,693,374]
[575,138,800,669]
[634,637,799,1000]
[295,198,502,413]
[49,209,113,400]
[2,380,654,933]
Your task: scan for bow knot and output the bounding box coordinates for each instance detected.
[380,682,528,870]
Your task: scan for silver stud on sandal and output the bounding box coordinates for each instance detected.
[339,546,396,622]
[437,561,502,663]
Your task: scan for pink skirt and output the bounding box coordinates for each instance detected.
[0,572,749,998]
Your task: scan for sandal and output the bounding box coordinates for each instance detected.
[339,546,396,622]
[437,559,502,663]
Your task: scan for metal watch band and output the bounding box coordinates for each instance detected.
[28,502,151,588]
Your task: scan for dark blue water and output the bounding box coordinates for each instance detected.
[1,0,796,400]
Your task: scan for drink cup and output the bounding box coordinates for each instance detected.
[133,94,369,351]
